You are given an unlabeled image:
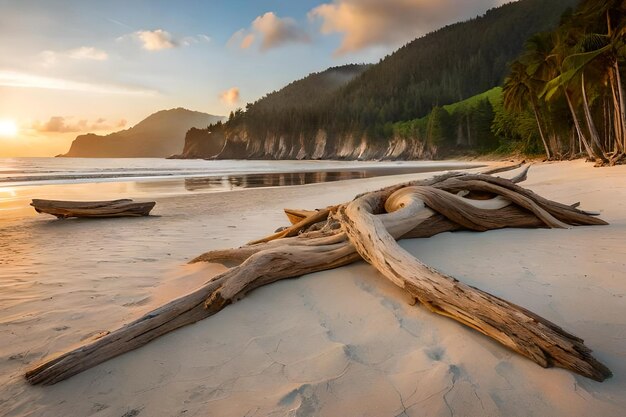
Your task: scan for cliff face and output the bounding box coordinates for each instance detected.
[173,127,227,159]
[179,127,436,160]
[61,108,223,158]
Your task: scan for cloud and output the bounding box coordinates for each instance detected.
[40,46,108,67]
[118,30,211,50]
[182,34,212,46]
[67,46,108,61]
[90,117,127,130]
[40,51,58,68]
[253,12,310,50]
[0,70,157,95]
[241,33,256,49]
[219,87,240,105]
[33,117,86,133]
[229,12,309,51]
[32,117,127,133]
[309,0,509,55]
[228,29,250,49]
[135,29,177,50]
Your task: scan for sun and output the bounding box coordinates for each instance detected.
[0,119,18,138]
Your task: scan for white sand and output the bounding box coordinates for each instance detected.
[1,161,625,417]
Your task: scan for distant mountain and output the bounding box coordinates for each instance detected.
[60,108,223,158]
[179,0,577,160]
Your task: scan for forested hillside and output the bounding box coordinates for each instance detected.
[386,0,626,164]
[250,64,369,115]
[393,88,503,153]
[242,64,369,137]
[242,0,576,141]
[181,0,579,160]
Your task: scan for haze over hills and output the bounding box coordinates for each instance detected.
[179,0,578,160]
[175,65,369,159]
[250,64,370,116]
[61,108,223,158]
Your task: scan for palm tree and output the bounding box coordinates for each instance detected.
[541,24,600,160]
[503,61,552,158]
[501,0,626,163]
[546,0,626,162]
[522,32,565,156]
[577,0,626,154]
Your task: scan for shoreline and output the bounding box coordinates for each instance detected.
[1,160,625,416]
[0,160,484,222]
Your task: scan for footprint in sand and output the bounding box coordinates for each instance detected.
[425,346,446,362]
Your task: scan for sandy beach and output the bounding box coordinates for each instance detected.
[1,160,625,417]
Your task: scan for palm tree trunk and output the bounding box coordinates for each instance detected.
[608,72,623,152]
[611,85,623,152]
[530,98,551,159]
[614,62,626,152]
[604,95,611,152]
[603,95,608,150]
[550,133,560,159]
[563,88,596,160]
[581,73,608,161]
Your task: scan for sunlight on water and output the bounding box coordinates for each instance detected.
[0,186,17,197]
[0,158,482,221]
[0,157,480,186]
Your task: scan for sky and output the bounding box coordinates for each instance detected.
[0,0,512,157]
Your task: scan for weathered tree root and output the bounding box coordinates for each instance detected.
[25,165,612,385]
[338,185,611,382]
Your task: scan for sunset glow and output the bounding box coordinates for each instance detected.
[0,0,512,157]
[0,119,18,138]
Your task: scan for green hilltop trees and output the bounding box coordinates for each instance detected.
[399,0,626,163]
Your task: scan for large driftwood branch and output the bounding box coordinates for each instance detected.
[25,164,612,385]
[338,185,611,382]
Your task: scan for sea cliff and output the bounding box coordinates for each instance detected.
[172,127,436,160]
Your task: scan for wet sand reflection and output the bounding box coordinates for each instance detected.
[183,167,447,192]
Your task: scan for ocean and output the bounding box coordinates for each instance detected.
[0,158,481,220]
[0,158,480,189]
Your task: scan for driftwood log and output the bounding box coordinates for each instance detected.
[25,165,612,385]
[31,199,156,219]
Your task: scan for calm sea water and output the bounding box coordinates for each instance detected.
[0,158,482,220]
[0,158,480,189]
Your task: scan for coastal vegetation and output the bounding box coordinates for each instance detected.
[185,0,579,160]
[376,0,626,164]
[502,0,626,164]
[183,0,626,166]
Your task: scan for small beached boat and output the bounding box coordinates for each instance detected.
[30,199,156,219]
